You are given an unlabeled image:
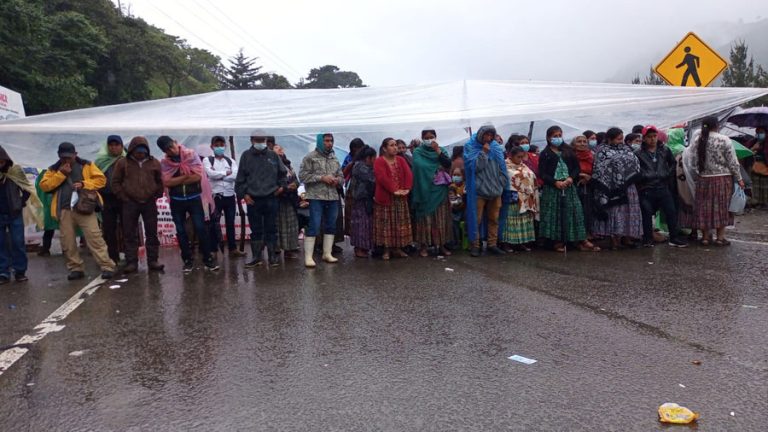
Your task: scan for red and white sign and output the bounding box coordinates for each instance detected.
[156,196,251,247]
[0,85,25,121]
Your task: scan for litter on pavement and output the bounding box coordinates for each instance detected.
[658,403,699,424]
[507,355,537,365]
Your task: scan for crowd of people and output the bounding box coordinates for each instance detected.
[0,115,757,283]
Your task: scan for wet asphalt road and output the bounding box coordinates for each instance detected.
[0,238,766,431]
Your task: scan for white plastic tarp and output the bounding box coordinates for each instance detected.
[0,80,766,168]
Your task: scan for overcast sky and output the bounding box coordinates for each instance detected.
[117,0,767,86]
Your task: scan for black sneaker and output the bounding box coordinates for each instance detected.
[15,273,28,282]
[642,241,655,248]
[204,260,220,271]
[101,270,114,280]
[67,271,85,280]
[244,257,263,268]
[487,246,506,255]
[669,238,689,248]
[148,262,165,272]
[37,250,50,257]
[122,263,138,274]
[0,275,10,285]
[469,247,481,257]
[183,261,194,274]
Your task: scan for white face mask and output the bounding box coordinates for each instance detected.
[252,143,267,151]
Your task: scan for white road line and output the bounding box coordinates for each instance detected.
[0,277,105,377]
[730,238,768,247]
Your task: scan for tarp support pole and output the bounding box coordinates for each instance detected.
[229,135,247,252]
[527,121,535,141]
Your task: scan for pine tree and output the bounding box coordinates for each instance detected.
[631,66,665,85]
[223,49,262,89]
[642,66,666,85]
[722,40,755,87]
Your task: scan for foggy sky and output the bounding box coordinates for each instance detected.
[118,0,766,86]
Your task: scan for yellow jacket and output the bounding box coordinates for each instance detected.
[39,159,106,220]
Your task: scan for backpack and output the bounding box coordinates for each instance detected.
[208,156,232,168]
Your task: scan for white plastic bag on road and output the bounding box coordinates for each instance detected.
[729,184,746,214]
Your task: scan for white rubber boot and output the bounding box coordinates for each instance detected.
[304,236,317,268]
[322,234,339,263]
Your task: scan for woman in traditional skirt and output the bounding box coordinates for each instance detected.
[591,127,644,249]
[684,116,746,246]
[411,128,453,257]
[342,138,367,237]
[572,134,596,239]
[746,126,768,207]
[349,146,377,258]
[501,146,538,251]
[373,138,413,260]
[273,145,301,259]
[538,125,600,252]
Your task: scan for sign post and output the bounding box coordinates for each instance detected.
[654,32,728,87]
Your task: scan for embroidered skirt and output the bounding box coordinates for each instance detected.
[539,185,586,242]
[592,184,643,238]
[373,196,413,248]
[350,200,373,250]
[694,175,734,228]
[502,203,536,244]
[277,201,299,251]
[413,199,453,247]
[750,171,768,205]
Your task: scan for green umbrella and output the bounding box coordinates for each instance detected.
[731,140,753,160]
[665,128,752,159]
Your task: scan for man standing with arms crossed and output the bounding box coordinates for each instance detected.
[235,135,287,268]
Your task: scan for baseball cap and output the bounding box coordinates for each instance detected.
[57,142,76,157]
[107,135,123,145]
[642,125,659,136]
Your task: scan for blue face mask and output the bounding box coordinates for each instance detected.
[758,133,766,141]
[550,137,564,147]
[520,144,530,152]
[452,176,463,183]
[213,147,226,156]
[253,143,267,151]
[588,139,597,148]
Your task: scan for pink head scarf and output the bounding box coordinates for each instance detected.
[160,144,215,220]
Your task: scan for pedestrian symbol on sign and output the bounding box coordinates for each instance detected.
[654,32,727,88]
[675,47,701,86]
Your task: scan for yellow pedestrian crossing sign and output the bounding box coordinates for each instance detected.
[654,32,728,87]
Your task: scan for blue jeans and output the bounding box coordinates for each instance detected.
[0,213,27,276]
[307,199,339,237]
[246,196,278,246]
[170,197,211,263]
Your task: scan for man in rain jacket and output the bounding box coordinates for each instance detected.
[39,142,116,280]
[463,124,510,257]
